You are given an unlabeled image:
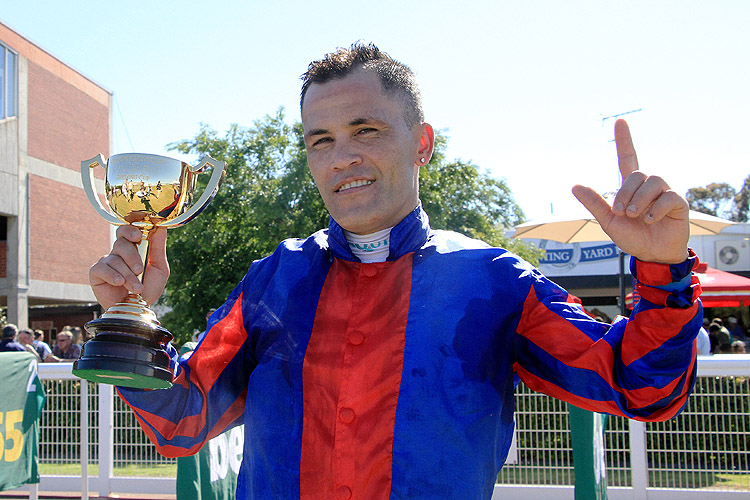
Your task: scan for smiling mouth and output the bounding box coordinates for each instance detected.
[336,179,374,193]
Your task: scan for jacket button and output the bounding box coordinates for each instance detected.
[335,485,352,500]
[361,265,377,277]
[339,407,356,424]
[348,331,365,345]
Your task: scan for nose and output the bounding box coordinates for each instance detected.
[330,138,362,171]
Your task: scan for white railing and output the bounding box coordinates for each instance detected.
[9,355,750,499]
[14,363,175,498]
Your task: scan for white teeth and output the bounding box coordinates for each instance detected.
[337,179,373,192]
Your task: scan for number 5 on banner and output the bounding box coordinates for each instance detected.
[0,410,24,462]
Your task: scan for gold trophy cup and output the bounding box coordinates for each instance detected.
[73,153,225,389]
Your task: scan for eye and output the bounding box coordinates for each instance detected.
[311,137,333,148]
[356,127,377,136]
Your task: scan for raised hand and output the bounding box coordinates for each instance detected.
[571,119,690,264]
[89,225,170,310]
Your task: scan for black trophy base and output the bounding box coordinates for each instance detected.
[73,317,174,389]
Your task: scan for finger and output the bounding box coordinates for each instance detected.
[145,227,168,273]
[614,119,639,182]
[89,257,126,287]
[612,170,647,216]
[572,184,612,223]
[90,255,144,294]
[142,228,170,304]
[112,236,145,276]
[116,224,145,244]
[640,190,689,225]
[626,175,670,218]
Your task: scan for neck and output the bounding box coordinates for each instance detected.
[344,227,392,263]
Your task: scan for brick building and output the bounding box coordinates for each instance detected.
[1,21,111,336]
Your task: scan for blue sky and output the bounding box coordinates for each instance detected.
[2,1,748,221]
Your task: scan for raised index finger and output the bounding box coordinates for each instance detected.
[614,119,639,182]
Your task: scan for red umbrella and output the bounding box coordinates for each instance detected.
[626,262,750,309]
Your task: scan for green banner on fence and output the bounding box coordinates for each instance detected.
[176,425,244,500]
[0,352,46,492]
[568,403,608,500]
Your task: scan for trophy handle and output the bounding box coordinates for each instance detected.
[81,155,124,226]
[161,155,226,228]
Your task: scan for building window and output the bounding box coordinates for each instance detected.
[0,42,18,119]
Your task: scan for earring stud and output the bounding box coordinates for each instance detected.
[420,157,426,164]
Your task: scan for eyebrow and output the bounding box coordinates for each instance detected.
[304,128,328,140]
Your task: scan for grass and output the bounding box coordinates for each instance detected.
[497,466,750,491]
[42,462,749,490]
[40,462,177,478]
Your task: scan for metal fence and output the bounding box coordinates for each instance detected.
[16,363,175,498]
[39,373,176,475]
[8,355,750,499]
[494,354,750,499]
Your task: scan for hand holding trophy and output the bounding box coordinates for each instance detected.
[73,153,225,389]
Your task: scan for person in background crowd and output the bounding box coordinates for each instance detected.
[731,340,746,354]
[17,328,43,361]
[71,326,84,345]
[711,318,731,340]
[0,324,26,353]
[708,323,731,354]
[33,330,53,360]
[48,330,82,362]
[696,326,711,356]
[727,316,747,344]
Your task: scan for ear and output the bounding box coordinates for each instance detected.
[415,123,435,166]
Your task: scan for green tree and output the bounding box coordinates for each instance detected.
[159,110,328,342]
[733,174,750,222]
[159,110,538,343]
[420,131,534,256]
[685,182,736,218]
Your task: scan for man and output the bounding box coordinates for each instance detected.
[91,43,702,499]
[0,324,26,353]
[696,326,711,356]
[17,328,43,361]
[727,316,747,343]
[48,331,81,362]
[33,330,53,360]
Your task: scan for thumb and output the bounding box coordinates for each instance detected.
[572,185,612,223]
[146,227,168,272]
[142,227,169,305]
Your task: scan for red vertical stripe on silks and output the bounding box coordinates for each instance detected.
[118,295,248,456]
[514,287,695,419]
[300,255,412,500]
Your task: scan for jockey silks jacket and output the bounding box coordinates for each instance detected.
[119,205,703,500]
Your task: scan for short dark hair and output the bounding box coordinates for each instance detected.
[300,42,424,128]
[2,324,18,339]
